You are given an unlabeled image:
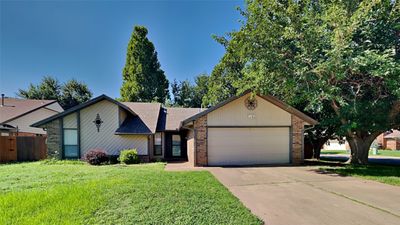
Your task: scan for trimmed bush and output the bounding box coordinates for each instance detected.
[84,149,108,165]
[119,149,140,164]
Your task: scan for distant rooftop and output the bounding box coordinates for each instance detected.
[0,97,57,124]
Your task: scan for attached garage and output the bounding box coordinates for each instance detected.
[208,127,290,166]
[182,91,318,167]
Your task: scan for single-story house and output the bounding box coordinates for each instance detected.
[0,94,64,136]
[377,130,400,150]
[32,91,317,166]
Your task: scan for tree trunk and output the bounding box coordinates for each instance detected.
[312,141,326,160]
[346,136,374,165]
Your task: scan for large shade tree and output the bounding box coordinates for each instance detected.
[18,76,92,109]
[121,26,169,103]
[206,0,400,164]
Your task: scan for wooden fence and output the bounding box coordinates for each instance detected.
[0,136,47,163]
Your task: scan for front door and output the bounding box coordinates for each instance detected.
[165,133,187,160]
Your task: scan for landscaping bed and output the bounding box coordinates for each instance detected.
[0,161,261,225]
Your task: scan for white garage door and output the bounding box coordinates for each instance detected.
[208,127,290,166]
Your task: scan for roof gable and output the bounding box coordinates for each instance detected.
[121,102,161,133]
[32,95,136,127]
[183,91,318,126]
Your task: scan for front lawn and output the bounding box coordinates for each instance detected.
[0,161,261,225]
[319,165,400,186]
[321,149,400,157]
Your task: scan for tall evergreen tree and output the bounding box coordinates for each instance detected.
[121,26,169,103]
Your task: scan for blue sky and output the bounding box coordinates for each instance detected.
[0,0,243,98]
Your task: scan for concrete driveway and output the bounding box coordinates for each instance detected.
[208,166,400,225]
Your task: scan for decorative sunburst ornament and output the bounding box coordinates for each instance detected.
[245,97,257,110]
[93,113,103,132]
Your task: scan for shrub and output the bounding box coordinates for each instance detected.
[84,149,108,165]
[119,149,140,164]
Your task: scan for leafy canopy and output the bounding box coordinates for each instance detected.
[171,74,209,108]
[206,0,399,163]
[18,76,92,109]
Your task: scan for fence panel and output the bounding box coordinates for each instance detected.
[17,136,47,161]
[0,136,17,163]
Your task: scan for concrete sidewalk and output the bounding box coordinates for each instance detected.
[209,166,400,225]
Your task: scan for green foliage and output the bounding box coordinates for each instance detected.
[0,163,262,224]
[207,0,400,163]
[60,79,93,109]
[172,79,193,107]
[320,165,400,186]
[119,149,140,164]
[18,76,60,101]
[17,76,92,109]
[40,159,85,165]
[121,26,169,103]
[171,73,209,107]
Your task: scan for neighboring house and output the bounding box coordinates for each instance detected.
[0,94,63,136]
[377,130,400,150]
[32,91,317,166]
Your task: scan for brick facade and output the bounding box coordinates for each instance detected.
[291,115,304,165]
[386,139,400,150]
[192,114,307,166]
[194,115,207,166]
[42,119,62,159]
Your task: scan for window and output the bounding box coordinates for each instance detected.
[172,135,181,157]
[154,133,162,156]
[63,129,78,158]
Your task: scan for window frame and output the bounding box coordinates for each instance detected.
[63,128,79,159]
[154,132,162,156]
[172,134,181,157]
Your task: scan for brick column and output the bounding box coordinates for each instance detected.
[291,115,304,165]
[43,119,62,159]
[194,115,207,166]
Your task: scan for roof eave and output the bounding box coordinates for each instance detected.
[32,95,137,127]
[114,132,153,135]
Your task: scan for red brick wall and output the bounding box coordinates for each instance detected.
[194,115,207,166]
[386,139,400,150]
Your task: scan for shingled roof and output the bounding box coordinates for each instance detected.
[157,107,203,131]
[120,102,161,134]
[0,98,58,124]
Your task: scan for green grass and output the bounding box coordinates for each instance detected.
[0,162,261,225]
[319,165,400,186]
[321,149,400,157]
